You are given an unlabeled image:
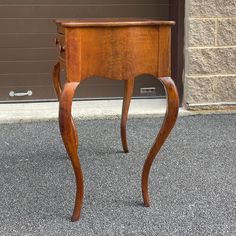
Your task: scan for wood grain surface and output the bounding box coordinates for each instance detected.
[54,18,179,221]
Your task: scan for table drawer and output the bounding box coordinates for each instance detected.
[57,24,65,35]
[55,34,66,65]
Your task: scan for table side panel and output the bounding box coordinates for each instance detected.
[65,28,81,82]
[64,26,161,82]
[126,26,159,79]
[79,27,127,80]
[158,26,172,77]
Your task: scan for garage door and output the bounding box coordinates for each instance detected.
[0,0,170,102]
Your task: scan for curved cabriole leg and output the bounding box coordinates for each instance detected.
[54,62,78,155]
[141,77,179,207]
[53,62,62,100]
[59,82,84,222]
[121,78,135,153]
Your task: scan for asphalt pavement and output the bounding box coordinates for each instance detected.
[0,114,235,235]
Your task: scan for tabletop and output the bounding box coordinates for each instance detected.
[55,18,175,28]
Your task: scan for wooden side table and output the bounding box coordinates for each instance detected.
[52,18,179,222]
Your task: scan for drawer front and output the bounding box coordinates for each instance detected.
[55,34,66,65]
[57,24,65,35]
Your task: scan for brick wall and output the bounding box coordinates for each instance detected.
[184,0,236,109]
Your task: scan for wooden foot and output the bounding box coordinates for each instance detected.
[121,79,134,153]
[52,62,62,100]
[59,82,84,222]
[141,77,179,207]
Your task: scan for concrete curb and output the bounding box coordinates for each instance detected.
[0,99,235,124]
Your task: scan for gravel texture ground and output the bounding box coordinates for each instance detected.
[0,114,235,235]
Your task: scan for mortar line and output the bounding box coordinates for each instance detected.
[188,46,236,49]
[185,74,236,78]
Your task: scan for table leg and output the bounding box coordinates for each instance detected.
[52,62,62,100]
[59,82,84,222]
[121,78,134,153]
[141,77,179,207]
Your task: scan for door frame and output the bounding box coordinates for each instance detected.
[170,0,185,104]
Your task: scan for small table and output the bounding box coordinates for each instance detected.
[53,18,179,222]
